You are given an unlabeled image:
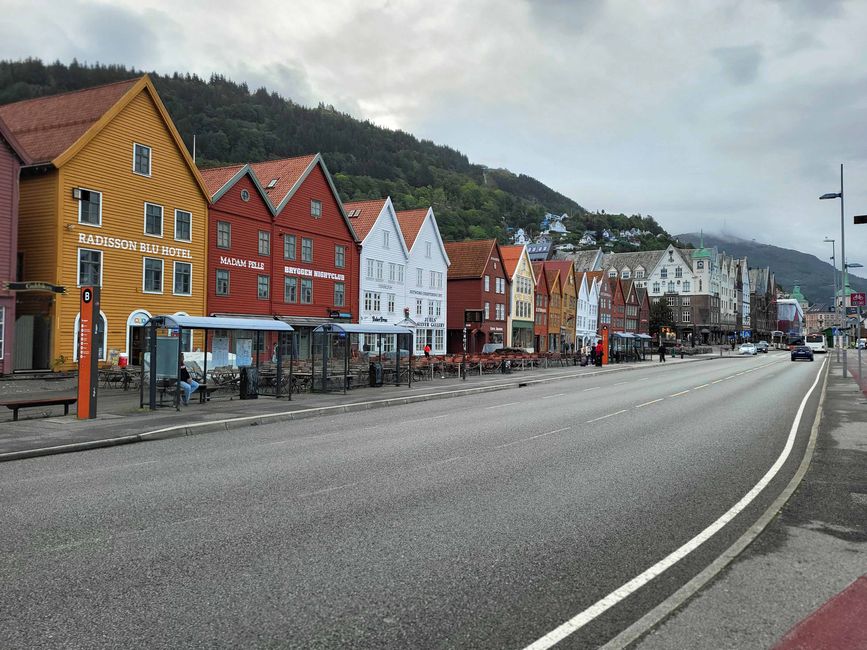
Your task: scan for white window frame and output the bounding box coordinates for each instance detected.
[216,269,230,296]
[143,202,163,238]
[367,259,375,279]
[172,261,192,296]
[416,299,423,316]
[387,293,395,313]
[376,260,384,281]
[142,257,164,294]
[426,242,432,258]
[310,199,322,218]
[77,247,103,287]
[174,209,192,242]
[417,268,423,287]
[335,245,345,269]
[334,282,345,307]
[133,142,152,177]
[258,230,270,256]
[301,237,313,262]
[383,231,390,248]
[484,275,490,292]
[217,221,231,249]
[77,188,102,227]
[257,274,270,300]
[300,278,313,304]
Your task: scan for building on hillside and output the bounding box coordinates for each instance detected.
[342,198,410,347]
[0,116,29,374]
[0,76,211,370]
[444,239,509,354]
[396,207,450,355]
[532,262,550,353]
[541,212,569,235]
[500,244,535,351]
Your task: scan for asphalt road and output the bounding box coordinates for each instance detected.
[0,351,826,649]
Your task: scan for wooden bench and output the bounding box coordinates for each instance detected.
[1,396,78,421]
[197,384,222,403]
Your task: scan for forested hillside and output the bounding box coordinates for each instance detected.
[0,58,676,245]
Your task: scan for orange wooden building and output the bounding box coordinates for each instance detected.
[0,76,210,370]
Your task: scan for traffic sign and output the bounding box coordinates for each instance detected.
[846,306,860,315]
[851,292,866,307]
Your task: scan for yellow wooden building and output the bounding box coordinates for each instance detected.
[0,76,210,370]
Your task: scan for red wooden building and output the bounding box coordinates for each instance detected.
[444,239,510,354]
[202,154,360,358]
[532,261,549,353]
[0,117,29,374]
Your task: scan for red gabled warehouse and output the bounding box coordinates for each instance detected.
[202,154,360,358]
[444,239,510,354]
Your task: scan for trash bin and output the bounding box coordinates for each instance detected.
[369,362,383,387]
[240,366,259,399]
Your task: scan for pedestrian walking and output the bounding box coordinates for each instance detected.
[423,343,431,359]
[595,341,604,366]
[658,342,666,363]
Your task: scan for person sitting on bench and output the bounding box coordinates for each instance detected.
[179,353,199,406]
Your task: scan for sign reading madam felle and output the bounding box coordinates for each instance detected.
[77,233,192,259]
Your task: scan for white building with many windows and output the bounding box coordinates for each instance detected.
[397,207,450,354]
[344,197,409,352]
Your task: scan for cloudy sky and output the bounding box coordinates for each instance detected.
[2,0,866,275]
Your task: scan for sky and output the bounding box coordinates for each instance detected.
[1,0,866,277]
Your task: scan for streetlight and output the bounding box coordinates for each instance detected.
[820,164,847,373]
[823,237,837,352]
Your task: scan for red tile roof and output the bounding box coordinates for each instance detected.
[544,259,575,281]
[0,78,140,163]
[499,245,525,278]
[395,208,429,249]
[249,154,317,207]
[533,262,549,293]
[444,239,495,278]
[343,198,389,241]
[546,268,561,291]
[199,164,246,196]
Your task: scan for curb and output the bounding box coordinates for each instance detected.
[1,364,641,462]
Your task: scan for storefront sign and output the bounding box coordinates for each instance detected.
[283,266,345,281]
[77,286,99,420]
[2,281,66,293]
[409,288,442,298]
[371,316,388,322]
[77,233,192,259]
[219,255,265,270]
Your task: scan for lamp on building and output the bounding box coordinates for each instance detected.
[72,187,82,200]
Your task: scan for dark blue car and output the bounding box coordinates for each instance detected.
[791,345,814,362]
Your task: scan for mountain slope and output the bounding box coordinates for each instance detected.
[676,232,867,304]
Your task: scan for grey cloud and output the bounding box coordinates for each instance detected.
[527,0,606,33]
[773,0,846,19]
[65,2,165,67]
[713,44,762,85]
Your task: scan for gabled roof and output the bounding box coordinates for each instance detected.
[545,267,561,293]
[343,198,390,241]
[533,262,549,294]
[0,114,30,164]
[250,153,359,242]
[0,77,139,163]
[0,75,210,200]
[622,278,637,302]
[601,250,665,275]
[500,244,528,279]
[394,208,428,249]
[199,163,276,215]
[557,248,604,272]
[444,239,499,279]
[544,260,575,290]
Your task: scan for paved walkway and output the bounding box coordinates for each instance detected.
[0,354,709,460]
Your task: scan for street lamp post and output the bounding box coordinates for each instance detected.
[820,163,847,375]
[823,237,838,359]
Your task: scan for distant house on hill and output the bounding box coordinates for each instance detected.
[541,212,569,236]
[579,231,597,246]
[512,227,530,245]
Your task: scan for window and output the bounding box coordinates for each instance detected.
[667,296,677,306]
[217,221,231,249]
[302,238,313,262]
[396,264,404,283]
[311,199,322,217]
[383,231,390,248]
[284,277,297,303]
[484,302,490,320]
[430,270,436,288]
[143,257,163,293]
[258,231,270,256]
[699,279,703,292]
[608,269,617,278]
[334,282,345,307]
[372,293,381,311]
[284,234,296,260]
[636,268,645,279]
[300,279,313,303]
[435,329,444,351]
[416,299,423,316]
[78,248,102,286]
[668,281,675,292]
[335,245,345,268]
[367,259,375,279]
[484,275,490,292]
[133,143,151,176]
[417,268,423,287]
[216,270,229,295]
[388,263,397,282]
[682,310,691,322]
[682,296,691,306]
[428,300,435,317]
[435,300,441,317]
[257,275,269,299]
[376,260,384,281]
[144,202,163,236]
[675,267,683,278]
[364,292,374,311]
[622,269,631,279]
[78,189,102,226]
[173,262,191,295]
[387,294,395,313]
[174,210,191,242]
[697,261,705,270]
[426,242,432,258]
[683,281,691,292]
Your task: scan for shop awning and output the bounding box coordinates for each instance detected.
[312,323,413,335]
[511,320,534,329]
[634,333,652,339]
[612,332,635,338]
[148,315,293,331]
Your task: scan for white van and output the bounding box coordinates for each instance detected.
[805,333,827,353]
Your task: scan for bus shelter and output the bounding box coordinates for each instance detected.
[311,323,413,393]
[141,315,294,410]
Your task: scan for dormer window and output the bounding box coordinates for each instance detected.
[608,269,617,278]
[622,268,631,279]
[133,143,151,176]
[267,179,278,189]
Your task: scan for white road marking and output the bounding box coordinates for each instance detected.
[542,393,566,400]
[693,384,709,390]
[669,390,690,397]
[613,381,630,386]
[711,379,725,384]
[496,427,571,448]
[636,377,650,382]
[485,401,521,410]
[635,398,663,409]
[522,358,827,650]
[586,410,627,423]
[724,375,736,380]
[583,386,601,392]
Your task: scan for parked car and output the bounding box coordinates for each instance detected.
[755,341,769,353]
[857,338,866,350]
[791,345,814,362]
[739,343,757,355]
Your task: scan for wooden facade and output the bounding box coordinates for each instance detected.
[1,76,210,370]
[532,262,550,353]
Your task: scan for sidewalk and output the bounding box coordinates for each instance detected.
[630,357,867,649]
